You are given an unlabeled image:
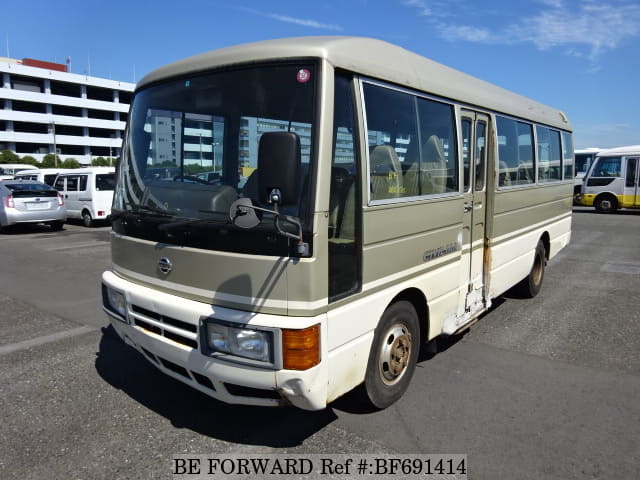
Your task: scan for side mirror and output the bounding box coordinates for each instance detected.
[257,131,300,206]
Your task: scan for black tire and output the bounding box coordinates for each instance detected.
[594,195,617,213]
[49,220,64,231]
[516,240,546,298]
[362,300,420,409]
[82,211,94,228]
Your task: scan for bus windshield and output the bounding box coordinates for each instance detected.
[113,63,316,255]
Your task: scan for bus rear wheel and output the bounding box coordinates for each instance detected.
[362,301,420,409]
[516,240,546,298]
[594,195,618,213]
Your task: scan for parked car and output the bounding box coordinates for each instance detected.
[53,167,115,227]
[0,179,66,232]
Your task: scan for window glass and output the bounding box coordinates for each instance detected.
[54,176,65,191]
[116,63,316,256]
[475,122,486,191]
[536,126,562,182]
[416,97,458,195]
[363,82,457,201]
[497,116,534,186]
[592,157,621,177]
[79,175,88,191]
[43,174,57,186]
[625,158,637,187]
[363,83,417,201]
[329,74,360,302]
[66,175,79,191]
[562,132,574,180]
[462,119,471,192]
[96,174,115,191]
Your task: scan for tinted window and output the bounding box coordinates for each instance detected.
[536,126,562,182]
[5,183,57,197]
[364,83,418,201]
[96,173,115,191]
[363,82,457,201]
[475,122,487,191]
[562,132,574,179]
[497,116,534,187]
[54,176,65,191]
[329,74,360,302]
[416,97,458,195]
[592,157,621,177]
[66,175,79,191]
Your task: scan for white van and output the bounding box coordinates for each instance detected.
[14,168,68,186]
[53,167,116,226]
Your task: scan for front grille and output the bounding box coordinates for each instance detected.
[159,357,190,379]
[131,305,197,332]
[153,354,216,392]
[131,304,198,349]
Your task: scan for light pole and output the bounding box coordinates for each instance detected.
[51,121,57,167]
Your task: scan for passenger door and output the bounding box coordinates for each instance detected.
[624,157,640,207]
[460,111,489,317]
[64,175,81,218]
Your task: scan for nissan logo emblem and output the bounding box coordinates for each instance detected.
[157,257,173,275]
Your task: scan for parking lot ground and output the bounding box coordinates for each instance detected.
[1,210,639,479]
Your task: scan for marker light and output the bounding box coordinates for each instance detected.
[282,324,320,370]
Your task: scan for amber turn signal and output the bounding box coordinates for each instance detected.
[282,324,320,370]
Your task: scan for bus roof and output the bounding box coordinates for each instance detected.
[596,145,640,157]
[138,36,571,131]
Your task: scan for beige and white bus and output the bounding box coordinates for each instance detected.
[102,37,573,411]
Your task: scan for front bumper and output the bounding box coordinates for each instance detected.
[101,270,328,410]
[574,193,594,206]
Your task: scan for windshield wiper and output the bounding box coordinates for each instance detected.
[110,203,176,221]
[157,210,229,233]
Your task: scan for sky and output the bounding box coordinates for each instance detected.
[4,0,639,149]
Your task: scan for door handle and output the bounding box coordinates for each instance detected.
[464,204,472,213]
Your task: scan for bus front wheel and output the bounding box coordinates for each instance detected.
[362,301,420,409]
[594,195,617,213]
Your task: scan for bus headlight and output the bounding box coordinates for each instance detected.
[102,284,127,320]
[205,321,272,363]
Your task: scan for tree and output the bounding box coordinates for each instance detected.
[91,156,110,166]
[61,158,81,169]
[41,153,61,168]
[0,149,20,164]
[20,155,39,166]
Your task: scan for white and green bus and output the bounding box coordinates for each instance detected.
[102,37,573,410]
[576,145,640,212]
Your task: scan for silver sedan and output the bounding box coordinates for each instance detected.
[0,180,67,231]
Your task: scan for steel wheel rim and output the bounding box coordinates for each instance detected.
[378,323,412,386]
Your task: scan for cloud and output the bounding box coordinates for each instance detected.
[402,0,433,16]
[238,7,343,32]
[404,0,640,63]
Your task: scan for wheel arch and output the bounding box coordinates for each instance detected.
[388,288,429,344]
[540,231,550,261]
